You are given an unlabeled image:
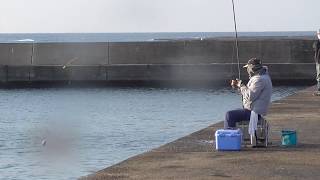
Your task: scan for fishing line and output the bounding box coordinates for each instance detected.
[230,39,236,79]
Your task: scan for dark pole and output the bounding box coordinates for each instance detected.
[231,0,241,80]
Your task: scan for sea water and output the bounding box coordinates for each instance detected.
[0,31,314,43]
[0,86,304,180]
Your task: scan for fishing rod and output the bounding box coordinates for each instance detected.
[231,0,241,80]
[230,0,244,109]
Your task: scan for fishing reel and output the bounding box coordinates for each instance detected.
[231,78,242,89]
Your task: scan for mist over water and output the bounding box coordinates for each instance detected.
[0,86,304,179]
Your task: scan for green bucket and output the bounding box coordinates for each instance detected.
[281,130,297,146]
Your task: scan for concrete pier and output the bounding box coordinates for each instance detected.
[82,86,320,180]
[0,36,317,83]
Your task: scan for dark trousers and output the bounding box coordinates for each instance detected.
[224,109,252,129]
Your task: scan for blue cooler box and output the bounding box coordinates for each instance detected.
[215,129,242,151]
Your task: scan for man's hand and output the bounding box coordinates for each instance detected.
[231,79,242,88]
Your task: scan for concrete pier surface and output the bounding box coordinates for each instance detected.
[82,86,320,180]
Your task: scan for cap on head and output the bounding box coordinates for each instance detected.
[243,58,262,68]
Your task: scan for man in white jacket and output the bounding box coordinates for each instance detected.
[224,58,273,129]
[313,29,320,95]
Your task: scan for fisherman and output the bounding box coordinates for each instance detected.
[224,58,273,132]
[313,29,320,95]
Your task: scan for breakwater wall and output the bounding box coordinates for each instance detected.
[0,36,316,83]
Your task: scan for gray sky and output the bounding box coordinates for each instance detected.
[0,0,319,33]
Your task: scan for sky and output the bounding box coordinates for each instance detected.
[0,0,319,33]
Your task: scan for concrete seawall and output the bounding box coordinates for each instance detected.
[0,36,316,83]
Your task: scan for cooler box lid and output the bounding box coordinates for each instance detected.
[215,129,242,137]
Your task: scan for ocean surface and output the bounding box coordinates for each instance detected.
[0,86,305,180]
[0,31,315,43]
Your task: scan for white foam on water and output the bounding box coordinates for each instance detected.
[15,39,35,42]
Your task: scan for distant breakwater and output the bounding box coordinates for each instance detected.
[0,36,316,84]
